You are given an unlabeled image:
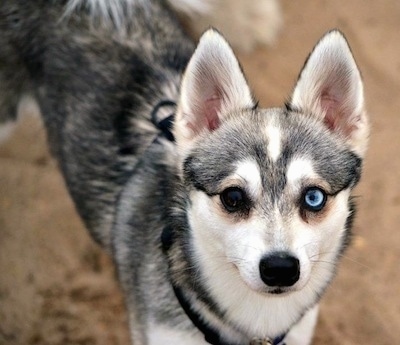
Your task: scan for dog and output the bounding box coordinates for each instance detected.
[0,1,369,344]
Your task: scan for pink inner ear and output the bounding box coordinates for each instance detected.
[204,96,222,131]
[186,92,222,135]
[321,89,357,137]
[321,90,339,131]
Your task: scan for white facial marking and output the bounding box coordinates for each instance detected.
[266,125,281,162]
[234,160,262,197]
[286,158,316,185]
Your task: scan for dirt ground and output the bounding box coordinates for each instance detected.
[1,0,399,344]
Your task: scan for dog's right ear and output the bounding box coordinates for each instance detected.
[174,29,255,154]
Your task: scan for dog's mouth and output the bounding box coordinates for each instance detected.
[258,285,296,297]
[268,287,290,295]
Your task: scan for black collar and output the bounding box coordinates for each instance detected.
[161,226,287,345]
[173,284,231,345]
[173,284,286,345]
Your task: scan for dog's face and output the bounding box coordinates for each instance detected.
[182,109,361,296]
[174,30,368,301]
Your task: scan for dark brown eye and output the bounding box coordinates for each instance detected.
[220,187,247,212]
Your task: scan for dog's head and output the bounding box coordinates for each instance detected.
[173,29,368,305]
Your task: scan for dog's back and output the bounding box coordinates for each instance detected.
[0,0,193,247]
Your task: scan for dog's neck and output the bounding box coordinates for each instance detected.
[172,284,287,345]
[161,225,287,345]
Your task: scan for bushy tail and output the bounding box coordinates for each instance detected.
[61,0,282,52]
[62,0,212,29]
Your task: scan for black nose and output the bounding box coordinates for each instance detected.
[259,252,300,287]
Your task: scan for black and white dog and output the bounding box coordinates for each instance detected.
[0,1,368,344]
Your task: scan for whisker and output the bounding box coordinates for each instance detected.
[338,253,373,270]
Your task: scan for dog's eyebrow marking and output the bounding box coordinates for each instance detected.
[266,125,281,162]
[286,158,316,185]
[235,160,262,196]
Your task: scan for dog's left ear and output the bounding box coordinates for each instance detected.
[175,29,255,153]
[290,30,369,157]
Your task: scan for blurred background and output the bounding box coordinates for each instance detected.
[0,0,399,344]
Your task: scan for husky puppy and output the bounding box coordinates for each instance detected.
[0,0,368,344]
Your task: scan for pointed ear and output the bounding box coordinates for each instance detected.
[174,29,255,152]
[290,30,369,157]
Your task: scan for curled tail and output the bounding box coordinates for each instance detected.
[61,0,282,52]
[62,0,212,30]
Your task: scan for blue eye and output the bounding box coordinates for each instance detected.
[303,187,327,212]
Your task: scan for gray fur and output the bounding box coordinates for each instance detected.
[0,0,193,247]
[0,1,367,344]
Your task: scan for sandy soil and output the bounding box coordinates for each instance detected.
[1,0,399,344]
